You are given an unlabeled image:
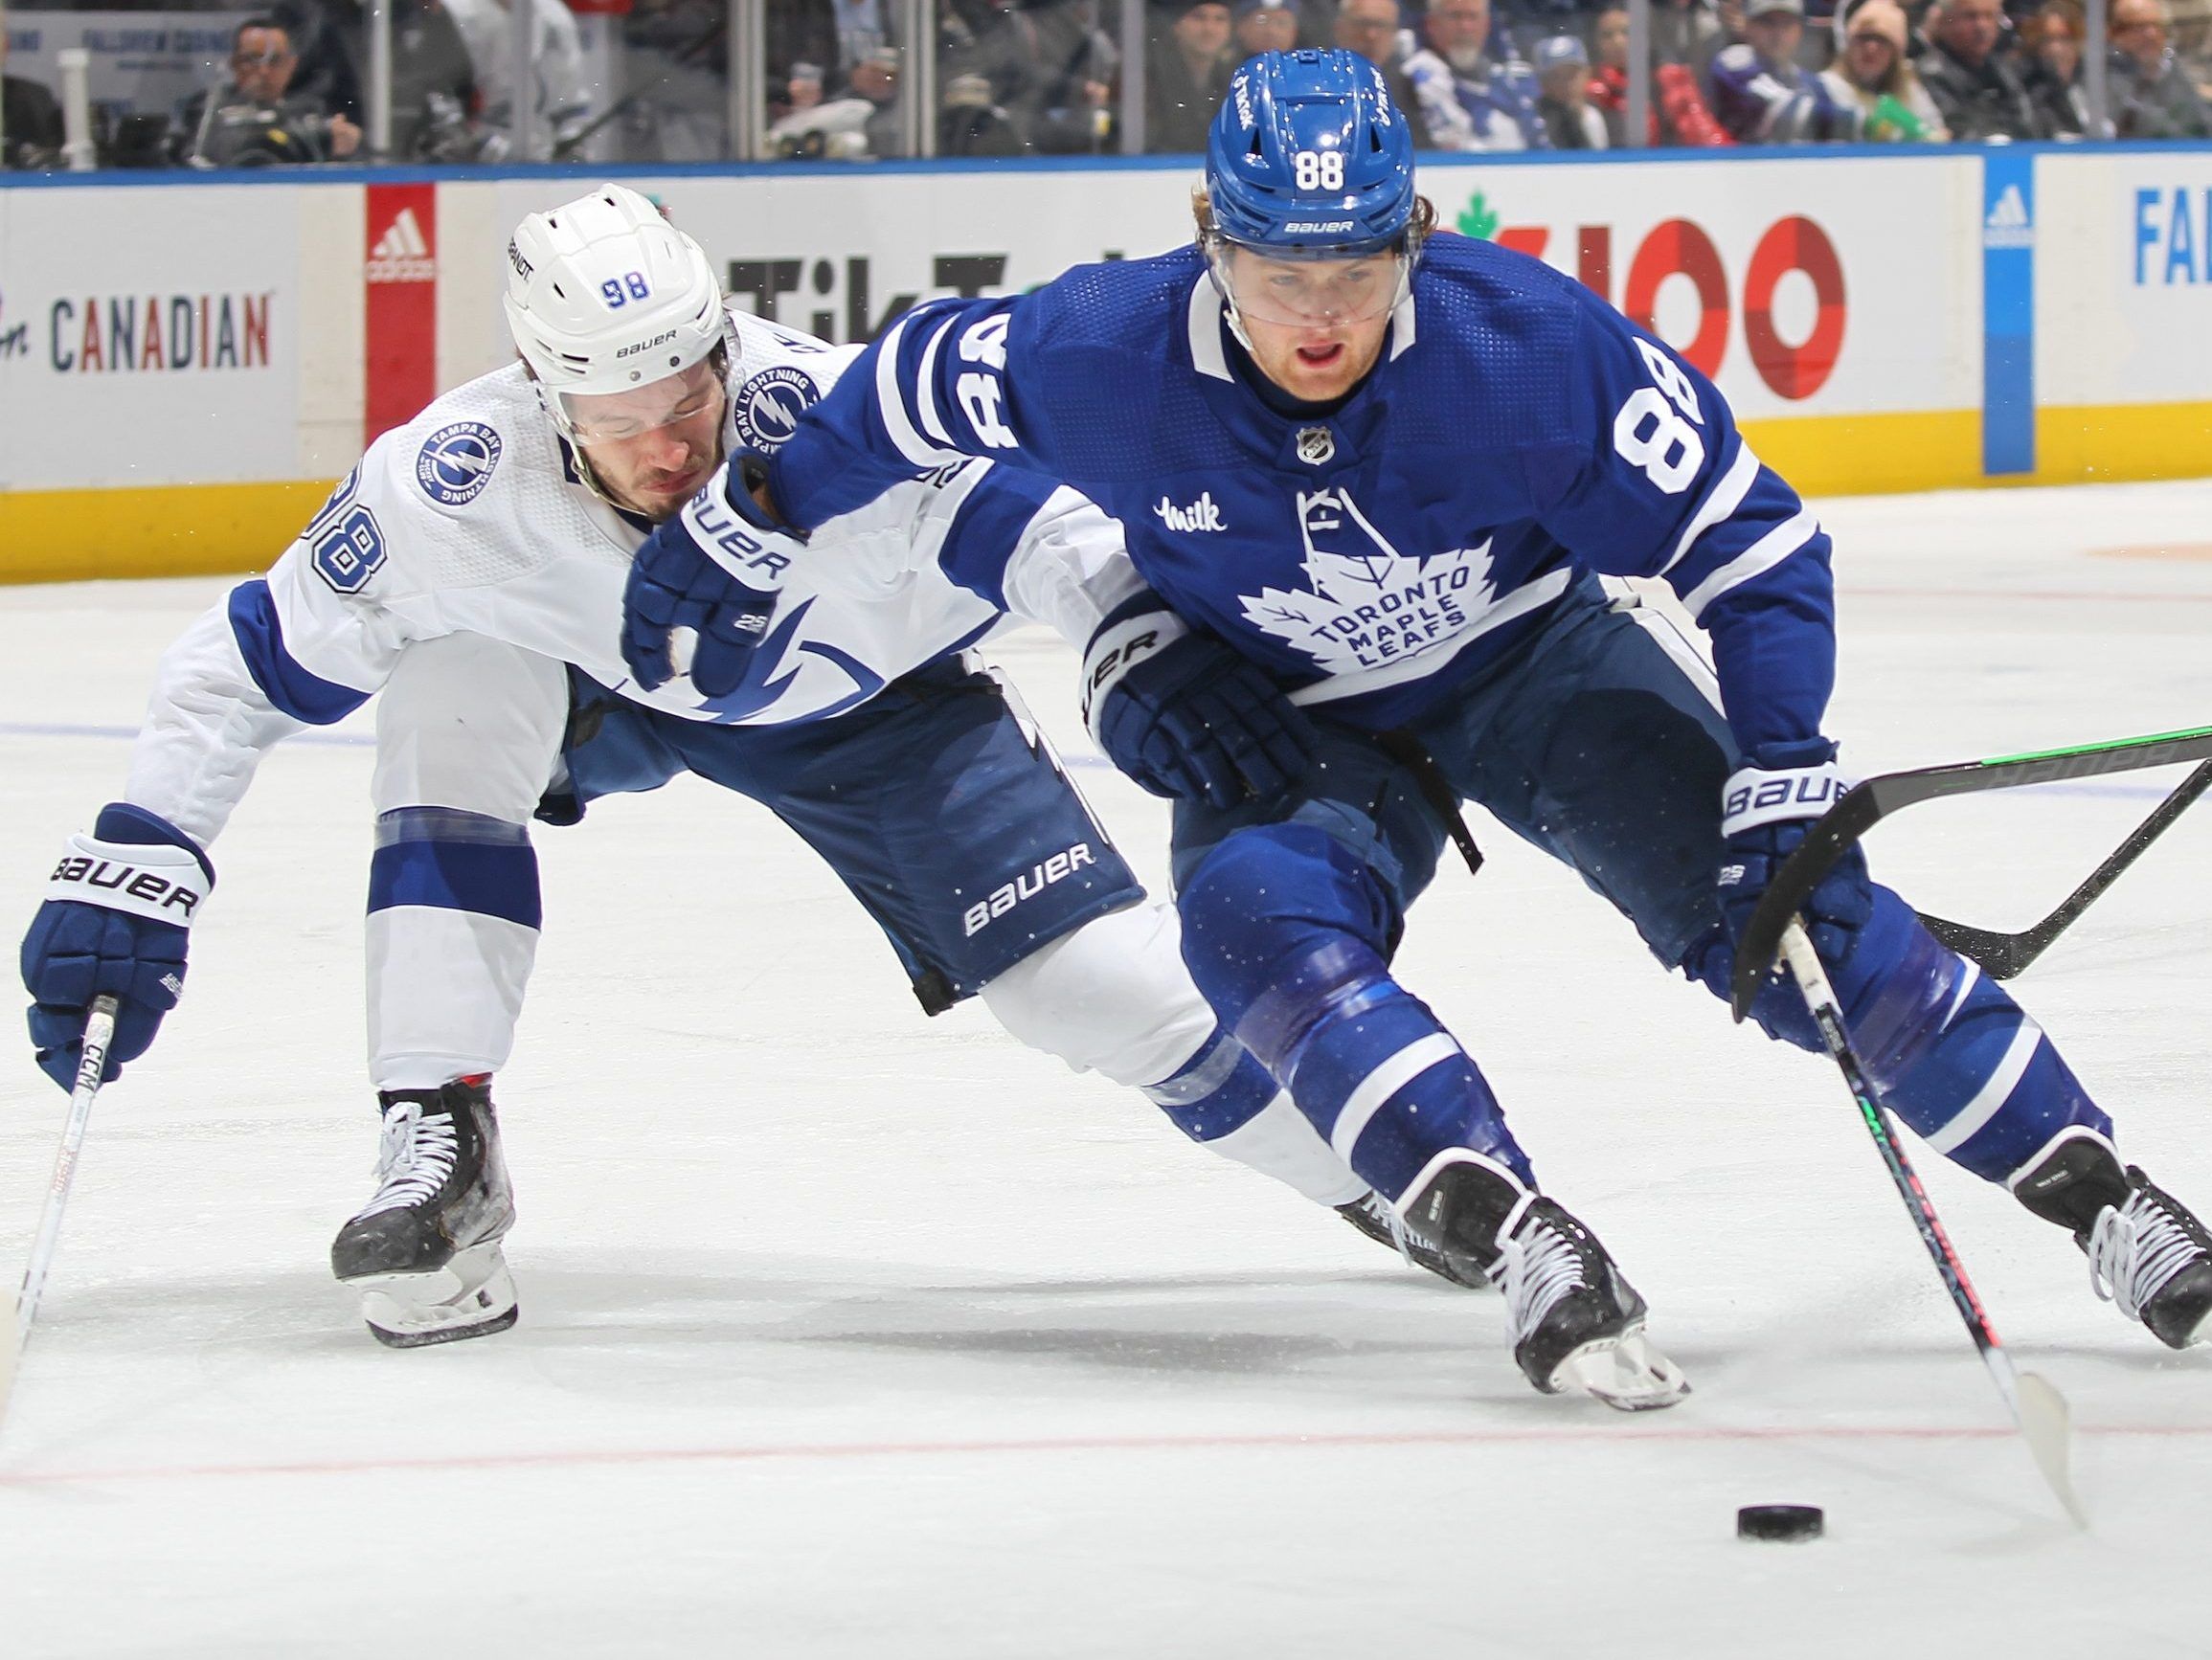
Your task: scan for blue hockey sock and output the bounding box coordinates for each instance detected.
[1180,823,1532,1200]
[1687,887,2110,1183]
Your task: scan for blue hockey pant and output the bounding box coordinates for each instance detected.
[1172,575,2109,1208]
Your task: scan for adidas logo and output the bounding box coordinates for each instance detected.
[1983,184,2033,250]
[367,208,436,284]
[1154,489,1227,533]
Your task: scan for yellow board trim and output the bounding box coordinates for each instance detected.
[1729,402,2212,495]
[0,481,335,586]
[2034,401,2212,485]
[1738,409,1984,498]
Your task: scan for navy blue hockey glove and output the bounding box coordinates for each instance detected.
[621,452,803,700]
[22,803,213,1089]
[1082,596,1318,809]
[1717,739,1872,974]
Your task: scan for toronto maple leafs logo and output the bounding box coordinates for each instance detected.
[1238,488,1497,676]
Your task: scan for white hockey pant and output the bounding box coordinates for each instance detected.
[981,902,1367,1206]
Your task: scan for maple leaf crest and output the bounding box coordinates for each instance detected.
[1238,488,1499,677]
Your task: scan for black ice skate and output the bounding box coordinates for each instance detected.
[1336,1190,1489,1290]
[2012,1128,2212,1351]
[331,1079,518,1349]
[1409,1156,1689,1410]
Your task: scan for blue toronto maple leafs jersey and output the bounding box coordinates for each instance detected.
[767,233,1837,756]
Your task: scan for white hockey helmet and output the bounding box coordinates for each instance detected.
[503,183,725,439]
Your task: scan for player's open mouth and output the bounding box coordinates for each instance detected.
[1296,342,1345,368]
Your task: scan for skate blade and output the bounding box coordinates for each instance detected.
[1549,1328,1692,1412]
[354,1244,519,1349]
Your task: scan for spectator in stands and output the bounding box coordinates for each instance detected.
[1916,0,2044,138]
[2110,0,2212,133]
[938,69,1027,151]
[2020,0,2093,133]
[769,0,842,110]
[766,44,904,153]
[1147,0,1235,149]
[2167,0,2212,94]
[276,0,365,123]
[1334,0,1431,139]
[1653,0,1731,81]
[1708,0,1859,138]
[1588,5,1640,139]
[604,0,723,160]
[1820,0,1949,135]
[1579,0,1739,143]
[1235,0,1303,59]
[1405,0,1550,147]
[442,0,592,159]
[849,45,907,150]
[2,36,65,169]
[1534,34,1609,143]
[372,0,487,158]
[943,0,1116,153]
[828,0,892,74]
[178,15,363,164]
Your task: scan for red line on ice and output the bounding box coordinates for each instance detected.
[5,1422,2208,1489]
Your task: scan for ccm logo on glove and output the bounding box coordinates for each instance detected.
[48,843,208,921]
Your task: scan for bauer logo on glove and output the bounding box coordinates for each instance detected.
[47,851,208,921]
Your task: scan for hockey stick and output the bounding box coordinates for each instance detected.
[1778,924,2085,1527]
[1917,756,2212,980]
[0,995,119,1430]
[1731,724,2212,1020]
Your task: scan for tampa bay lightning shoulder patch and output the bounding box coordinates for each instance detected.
[416,421,503,506]
[729,366,820,453]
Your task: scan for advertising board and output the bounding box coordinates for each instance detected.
[2,146,2209,582]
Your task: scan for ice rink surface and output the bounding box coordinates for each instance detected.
[2,479,2210,1657]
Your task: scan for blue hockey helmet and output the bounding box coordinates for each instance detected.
[1203,49,1417,260]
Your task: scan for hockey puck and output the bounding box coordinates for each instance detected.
[1737,1504,1823,1542]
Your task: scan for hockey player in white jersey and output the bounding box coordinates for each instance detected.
[19,185,1446,1348]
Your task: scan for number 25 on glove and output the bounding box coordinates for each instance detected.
[21,803,213,1089]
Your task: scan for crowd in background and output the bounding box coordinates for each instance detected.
[4,0,2210,168]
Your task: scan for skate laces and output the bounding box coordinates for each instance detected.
[2088,1187,2204,1321]
[355,1101,461,1221]
[1487,1201,1590,1346]
[1357,1191,1417,1267]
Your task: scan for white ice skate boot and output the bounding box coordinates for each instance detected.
[1406,1155,1689,1410]
[2012,1128,2212,1351]
[331,1079,518,1348]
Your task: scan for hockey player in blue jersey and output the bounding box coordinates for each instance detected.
[621,54,2212,1406]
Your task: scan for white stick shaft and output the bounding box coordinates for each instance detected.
[0,996,119,1424]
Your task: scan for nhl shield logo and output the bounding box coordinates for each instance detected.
[1296,426,1336,466]
[731,366,820,453]
[416,421,503,506]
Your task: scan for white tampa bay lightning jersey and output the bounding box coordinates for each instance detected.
[124,305,1144,848]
